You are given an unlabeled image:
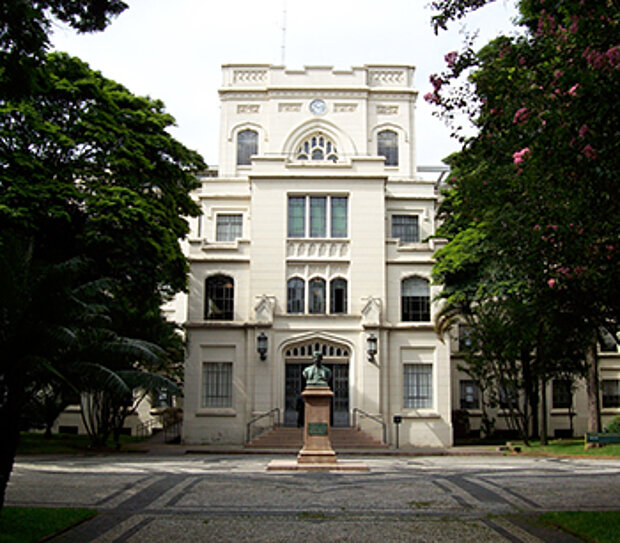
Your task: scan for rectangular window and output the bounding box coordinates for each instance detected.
[403,364,432,409]
[602,379,620,408]
[288,196,348,239]
[331,197,348,238]
[202,362,232,408]
[310,197,327,238]
[392,215,419,243]
[458,325,472,351]
[499,384,517,409]
[552,379,572,409]
[459,380,479,409]
[216,214,242,241]
[288,197,306,237]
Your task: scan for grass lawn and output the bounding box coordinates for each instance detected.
[538,511,620,543]
[512,439,620,457]
[16,432,145,455]
[0,507,96,543]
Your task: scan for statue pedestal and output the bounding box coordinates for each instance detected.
[297,386,337,464]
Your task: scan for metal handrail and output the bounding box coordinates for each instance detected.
[352,407,386,444]
[245,407,281,444]
[135,419,158,439]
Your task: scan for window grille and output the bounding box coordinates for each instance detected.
[401,277,430,322]
[552,379,572,409]
[308,278,326,314]
[202,362,232,407]
[204,275,234,320]
[330,278,347,314]
[288,196,348,239]
[296,133,338,162]
[392,215,419,243]
[403,364,432,408]
[287,278,305,314]
[216,214,242,241]
[378,130,398,166]
[459,380,479,409]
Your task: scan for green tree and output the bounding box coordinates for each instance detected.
[0,52,205,511]
[429,1,619,440]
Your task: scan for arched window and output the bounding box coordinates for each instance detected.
[237,129,258,166]
[296,133,338,162]
[377,129,398,166]
[330,278,347,314]
[287,278,305,314]
[205,275,234,320]
[308,278,326,314]
[401,276,430,322]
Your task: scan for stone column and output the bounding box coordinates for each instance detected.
[297,386,337,464]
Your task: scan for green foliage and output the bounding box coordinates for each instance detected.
[0,507,97,542]
[538,511,620,543]
[429,0,620,440]
[606,416,620,434]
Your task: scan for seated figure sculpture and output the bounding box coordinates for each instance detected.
[302,351,331,387]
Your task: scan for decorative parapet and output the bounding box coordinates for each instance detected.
[233,69,268,85]
[376,104,399,115]
[237,104,260,113]
[286,239,349,260]
[368,69,406,87]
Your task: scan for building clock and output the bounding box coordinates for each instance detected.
[309,99,327,115]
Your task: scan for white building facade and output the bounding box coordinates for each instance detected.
[183,64,453,448]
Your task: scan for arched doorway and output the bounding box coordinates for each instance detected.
[283,339,350,427]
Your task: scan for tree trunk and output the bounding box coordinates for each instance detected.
[585,337,601,434]
[530,378,539,440]
[540,376,548,445]
[0,385,23,513]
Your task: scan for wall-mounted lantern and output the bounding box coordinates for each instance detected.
[257,332,268,361]
[366,333,378,362]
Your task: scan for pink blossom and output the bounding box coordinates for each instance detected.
[423,92,436,103]
[513,107,529,124]
[582,144,597,159]
[568,84,580,96]
[534,224,540,230]
[444,51,458,67]
[513,147,531,165]
[547,279,557,288]
[578,124,588,138]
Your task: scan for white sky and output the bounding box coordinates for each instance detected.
[50,0,518,167]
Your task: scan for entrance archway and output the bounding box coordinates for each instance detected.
[283,339,350,427]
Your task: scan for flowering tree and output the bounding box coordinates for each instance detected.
[429,0,619,439]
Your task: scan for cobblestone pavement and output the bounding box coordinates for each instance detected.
[7,455,620,542]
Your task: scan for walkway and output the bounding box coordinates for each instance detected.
[7,454,620,542]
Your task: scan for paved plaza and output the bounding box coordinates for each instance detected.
[6,454,620,542]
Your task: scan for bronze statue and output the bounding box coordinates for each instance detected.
[303,351,331,387]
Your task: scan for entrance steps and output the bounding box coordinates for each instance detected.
[245,426,387,450]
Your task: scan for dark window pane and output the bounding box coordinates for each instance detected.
[237,129,258,166]
[202,362,232,407]
[403,364,432,408]
[331,197,348,238]
[287,278,305,313]
[552,379,572,409]
[205,275,234,320]
[460,380,479,409]
[378,130,398,166]
[330,278,347,314]
[309,197,326,238]
[602,380,620,408]
[401,277,430,322]
[309,278,326,314]
[288,197,306,237]
[392,215,419,242]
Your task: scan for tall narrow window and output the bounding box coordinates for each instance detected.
[330,278,347,314]
[204,275,234,320]
[331,197,348,238]
[237,129,258,166]
[602,380,620,408]
[459,380,479,409]
[378,130,398,166]
[216,214,242,241]
[287,278,305,314]
[392,215,419,243]
[308,278,326,314]
[404,364,432,408]
[202,362,232,407]
[401,277,430,322]
[288,197,306,237]
[552,379,572,409]
[309,197,327,238]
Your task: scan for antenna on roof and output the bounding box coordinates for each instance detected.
[280,0,287,66]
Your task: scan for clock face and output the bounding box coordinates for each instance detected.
[310,99,327,115]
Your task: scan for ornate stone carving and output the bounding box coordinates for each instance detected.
[237,104,260,114]
[254,295,275,324]
[233,70,267,84]
[334,103,357,113]
[376,105,399,115]
[361,296,382,327]
[369,70,405,86]
[279,103,302,112]
[286,240,350,260]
